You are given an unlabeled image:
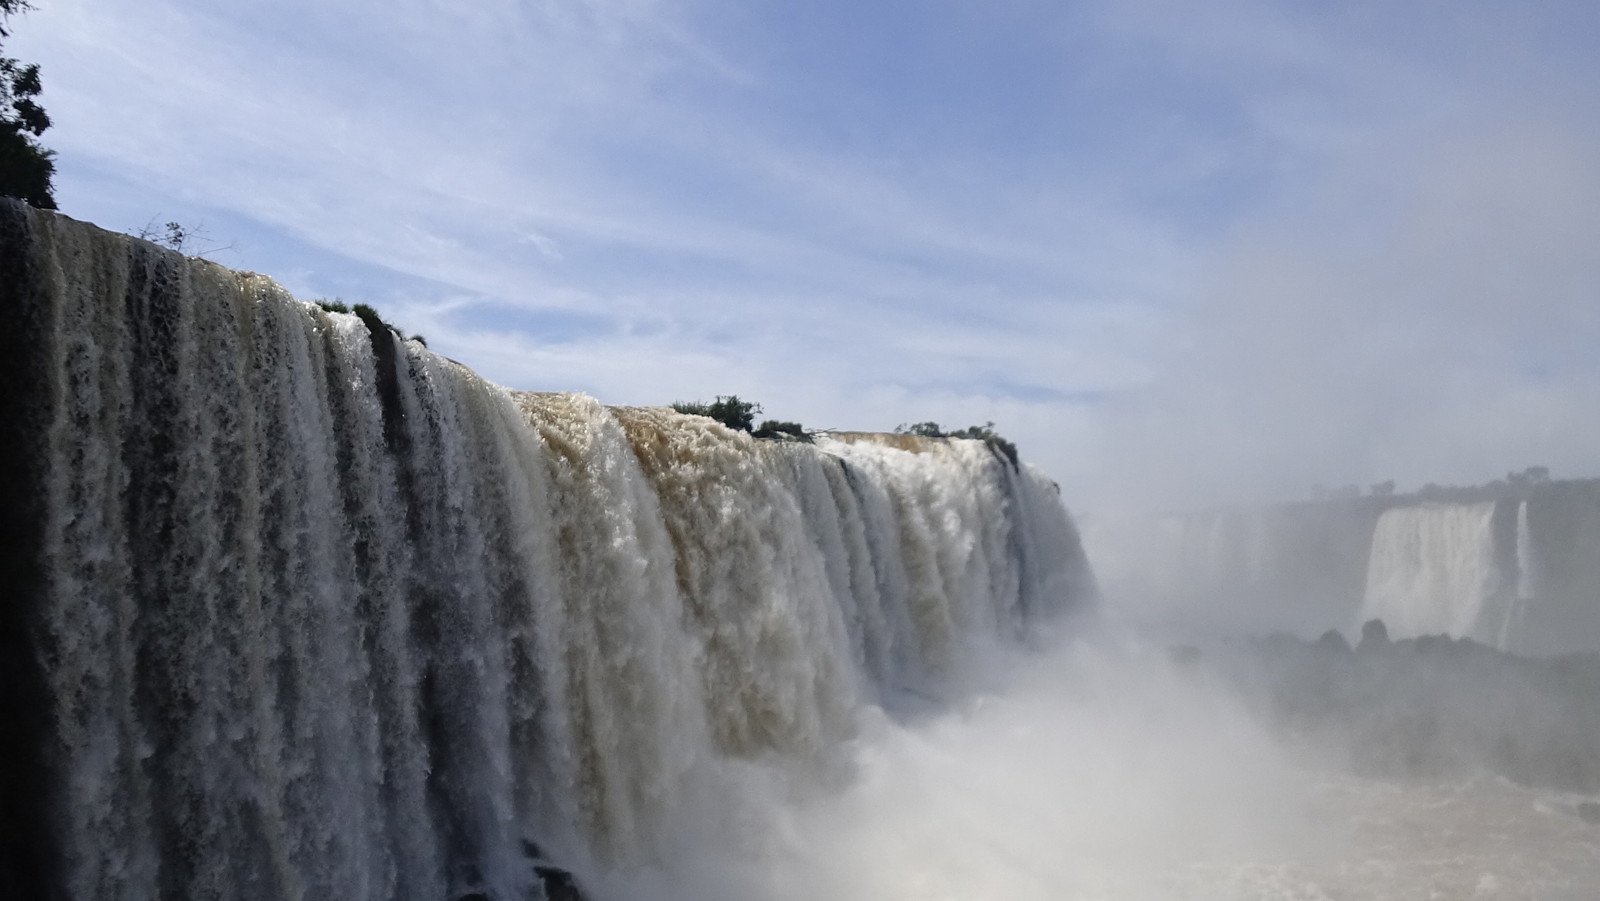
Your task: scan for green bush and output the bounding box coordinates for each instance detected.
[672,395,762,432]
[351,302,392,335]
[670,400,711,417]
[311,299,426,345]
[895,420,1018,466]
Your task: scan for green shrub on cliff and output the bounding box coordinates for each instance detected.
[673,395,761,432]
[894,420,1018,466]
[312,298,426,346]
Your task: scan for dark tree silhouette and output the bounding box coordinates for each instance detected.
[0,0,55,209]
[672,396,762,432]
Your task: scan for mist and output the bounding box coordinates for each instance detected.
[591,641,1334,901]
[584,466,1600,898]
[588,626,1600,900]
[9,1,1600,896]
[1077,120,1600,514]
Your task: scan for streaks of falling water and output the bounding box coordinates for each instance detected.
[5,201,1093,900]
[1360,502,1501,641]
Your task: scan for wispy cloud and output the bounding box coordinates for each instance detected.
[13,0,1600,509]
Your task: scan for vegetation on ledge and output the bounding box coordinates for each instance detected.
[314,298,426,346]
[894,420,1019,467]
[670,396,815,443]
[672,395,760,432]
[668,397,1015,459]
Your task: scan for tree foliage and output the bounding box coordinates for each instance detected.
[894,420,1019,466]
[0,0,56,209]
[672,395,761,432]
[671,397,816,441]
[311,298,426,346]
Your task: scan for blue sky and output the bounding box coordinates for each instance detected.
[13,0,1600,510]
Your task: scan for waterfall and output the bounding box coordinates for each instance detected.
[1516,500,1538,604]
[1358,502,1502,641]
[0,201,1094,900]
[1499,500,1537,649]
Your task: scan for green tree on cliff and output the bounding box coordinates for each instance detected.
[672,395,761,432]
[0,0,55,209]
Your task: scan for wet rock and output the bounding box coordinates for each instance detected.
[1358,618,1389,651]
[534,864,586,901]
[521,839,589,901]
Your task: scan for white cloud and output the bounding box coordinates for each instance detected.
[12,0,1600,510]
[1086,121,1600,511]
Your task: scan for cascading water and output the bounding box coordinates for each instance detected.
[1516,500,1538,605]
[1359,502,1502,641]
[0,202,1095,900]
[1501,500,1537,649]
[1087,482,1600,656]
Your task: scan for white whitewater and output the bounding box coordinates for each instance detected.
[1359,502,1501,641]
[1516,500,1538,604]
[1502,500,1537,649]
[11,207,1093,900]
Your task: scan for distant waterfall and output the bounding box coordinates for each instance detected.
[1358,503,1501,640]
[1503,500,1537,648]
[1516,501,1538,604]
[0,202,1094,900]
[1088,486,1600,654]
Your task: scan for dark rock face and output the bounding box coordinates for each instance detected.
[533,865,586,901]
[516,841,590,901]
[447,860,588,901]
[0,199,66,900]
[446,841,592,901]
[1358,618,1389,651]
